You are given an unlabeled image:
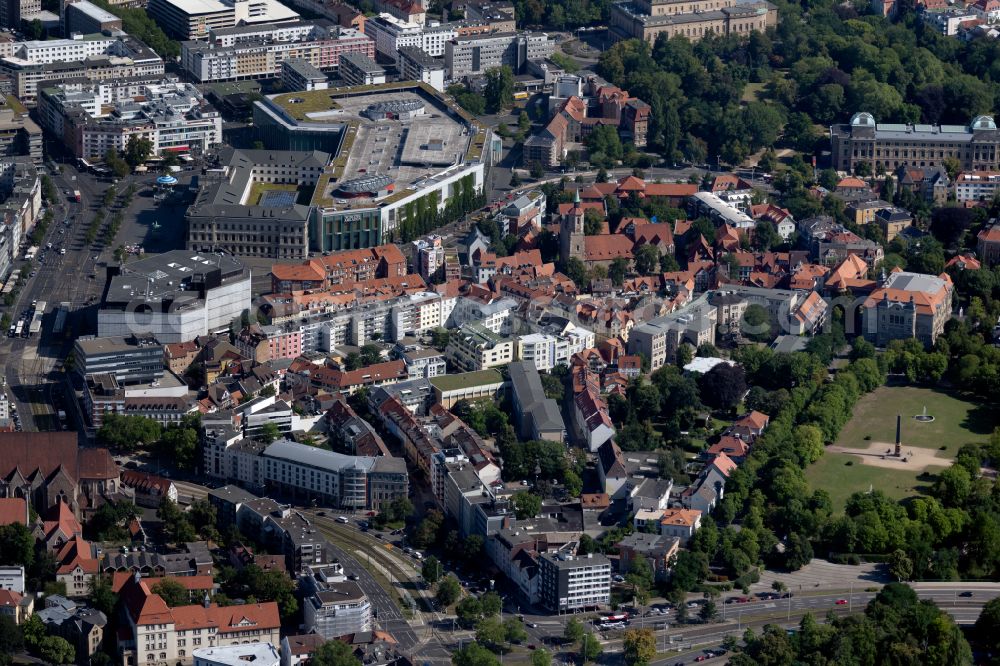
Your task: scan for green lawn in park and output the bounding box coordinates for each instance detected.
[833,385,996,458]
[805,385,995,511]
[804,451,944,512]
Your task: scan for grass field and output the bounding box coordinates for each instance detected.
[834,385,995,458]
[805,452,944,511]
[806,386,996,511]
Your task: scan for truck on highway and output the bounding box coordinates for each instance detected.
[14,321,22,337]
[72,190,81,203]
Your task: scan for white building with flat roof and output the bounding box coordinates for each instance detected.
[194,644,280,666]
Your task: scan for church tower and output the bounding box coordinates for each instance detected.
[560,189,587,265]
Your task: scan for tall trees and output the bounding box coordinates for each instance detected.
[484,66,514,113]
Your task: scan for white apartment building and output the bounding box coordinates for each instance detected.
[450,296,517,333]
[537,551,611,613]
[955,171,1000,202]
[516,333,556,371]
[446,322,516,371]
[364,13,456,62]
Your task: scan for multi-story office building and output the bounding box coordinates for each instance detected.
[862,271,954,347]
[0,34,164,104]
[64,0,122,35]
[148,0,299,40]
[831,112,1000,173]
[537,551,611,613]
[338,51,385,85]
[97,250,251,343]
[0,98,41,165]
[262,440,408,510]
[398,45,445,91]
[39,80,221,161]
[180,23,373,84]
[444,31,553,79]
[73,336,165,385]
[185,147,330,260]
[299,566,371,639]
[0,0,40,31]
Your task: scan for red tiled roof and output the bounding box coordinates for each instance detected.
[735,410,769,430]
[645,183,697,198]
[584,235,634,262]
[0,498,27,526]
[270,261,325,283]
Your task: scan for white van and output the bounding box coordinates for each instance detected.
[336,516,349,524]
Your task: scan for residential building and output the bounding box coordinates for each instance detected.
[688,191,754,229]
[36,597,104,660]
[609,0,778,43]
[147,0,300,40]
[508,361,565,442]
[181,23,373,83]
[97,250,251,343]
[400,347,446,379]
[299,566,372,638]
[280,634,325,666]
[117,574,281,666]
[628,294,717,370]
[979,220,1000,265]
[444,31,553,79]
[616,533,679,581]
[461,0,516,30]
[537,551,610,613]
[862,271,954,347]
[205,435,409,510]
[446,322,515,371]
[121,471,178,509]
[338,51,385,85]
[658,507,702,541]
[412,234,445,281]
[874,206,912,241]
[39,80,222,161]
[364,13,445,60]
[185,147,330,260]
[73,335,164,385]
[0,588,31,624]
[0,566,23,593]
[955,171,1000,202]
[831,112,1000,173]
